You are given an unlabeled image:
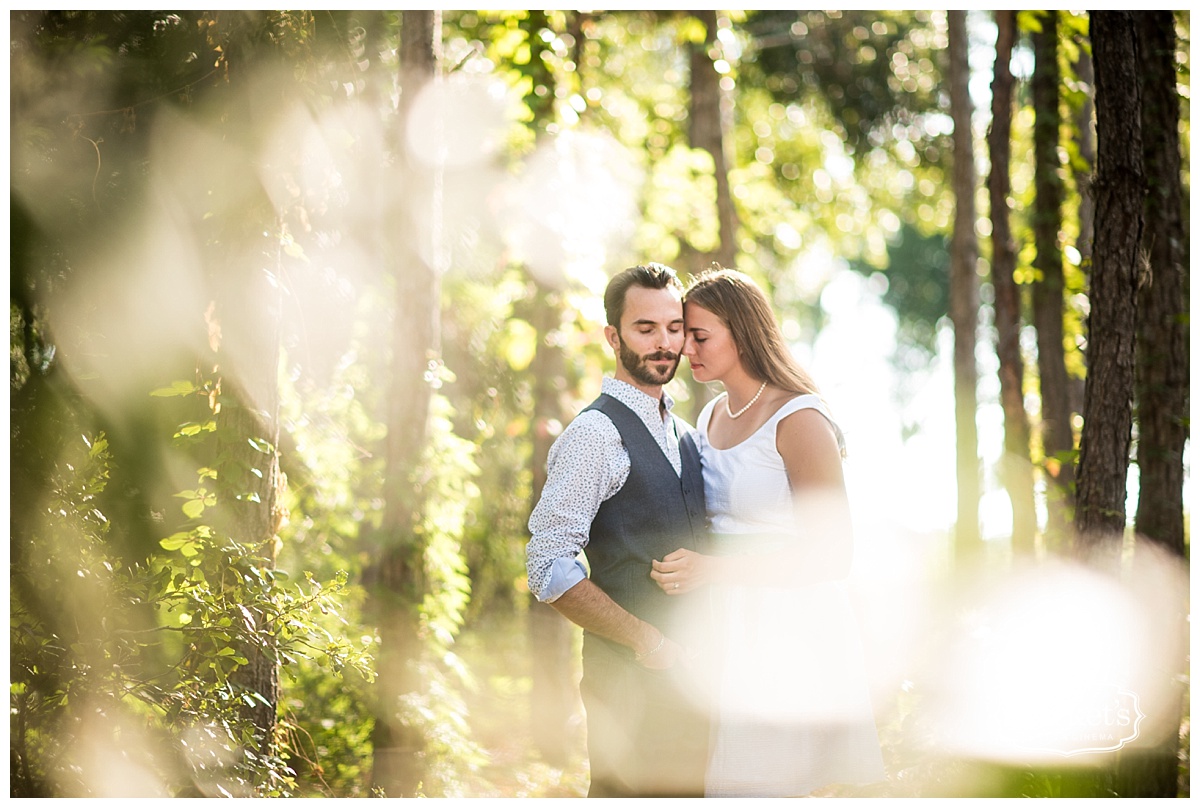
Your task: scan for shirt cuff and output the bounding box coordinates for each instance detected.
[539,557,589,603]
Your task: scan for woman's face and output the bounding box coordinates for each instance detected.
[682,301,739,383]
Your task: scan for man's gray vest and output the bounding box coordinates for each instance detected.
[582,393,708,644]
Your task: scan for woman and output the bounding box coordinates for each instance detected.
[650,266,884,797]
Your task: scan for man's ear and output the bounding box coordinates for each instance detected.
[603,324,620,352]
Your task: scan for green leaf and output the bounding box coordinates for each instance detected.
[150,380,198,398]
[182,499,206,519]
[160,533,192,551]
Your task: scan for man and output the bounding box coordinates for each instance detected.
[526,263,710,797]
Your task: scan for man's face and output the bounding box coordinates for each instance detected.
[606,285,685,390]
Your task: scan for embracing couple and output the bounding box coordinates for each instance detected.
[526,263,886,798]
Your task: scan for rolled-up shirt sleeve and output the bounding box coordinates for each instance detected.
[526,410,628,602]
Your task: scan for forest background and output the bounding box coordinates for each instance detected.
[8,9,1191,799]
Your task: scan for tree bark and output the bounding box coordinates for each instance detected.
[1132,11,1188,562]
[946,10,981,563]
[684,9,737,421]
[1114,11,1188,798]
[368,9,442,797]
[221,287,283,753]
[986,10,1037,557]
[213,23,287,759]
[1070,31,1097,420]
[688,9,738,273]
[1030,11,1075,552]
[1074,11,1143,565]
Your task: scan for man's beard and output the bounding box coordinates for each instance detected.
[618,336,680,386]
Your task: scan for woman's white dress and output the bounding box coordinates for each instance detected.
[696,393,885,797]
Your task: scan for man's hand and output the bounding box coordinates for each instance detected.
[651,547,714,594]
[550,578,681,669]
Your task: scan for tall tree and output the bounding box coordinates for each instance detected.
[686,9,738,273]
[1114,11,1189,799]
[987,10,1037,557]
[366,10,443,797]
[946,10,981,562]
[1074,11,1144,564]
[683,8,737,420]
[1030,10,1076,550]
[1067,15,1097,421]
[1132,12,1189,563]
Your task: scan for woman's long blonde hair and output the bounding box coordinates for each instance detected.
[684,265,821,396]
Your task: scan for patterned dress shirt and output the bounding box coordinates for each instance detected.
[526,376,683,602]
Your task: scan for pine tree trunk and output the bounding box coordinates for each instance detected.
[368,10,442,797]
[987,10,1037,557]
[1031,11,1075,552]
[1075,11,1143,564]
[1070,33,1097,420]
[1114,10,1188,798]
[684,9,736,421]
[947,10,981,563]
[689,9,738,272]
[220,233,284,752]
[1132,12,1188,562]
[212,27,287,759]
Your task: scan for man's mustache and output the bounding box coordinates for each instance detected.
[643,351,679,362]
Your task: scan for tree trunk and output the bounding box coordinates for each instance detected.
[986,10,1037,558]
[946,10,981,563]
[1074,11,1143,565]
[1069,30,1097,419]
[368,10,442,797]
[212,28,287,759]
[220,281,283,752]
[1131,11,1188,562]
[1115,11,1188,798]
[684,9,737,421]
[688,9,738,272]
[1030,11,1075,552]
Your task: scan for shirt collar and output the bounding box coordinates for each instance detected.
[601,376,675,420]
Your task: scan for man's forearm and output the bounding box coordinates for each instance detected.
[550,578,660,657]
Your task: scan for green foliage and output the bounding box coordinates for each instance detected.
[10,365,375,797]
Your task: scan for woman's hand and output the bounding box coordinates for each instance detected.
[651,548,714,595]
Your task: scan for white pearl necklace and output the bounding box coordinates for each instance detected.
[725,381,767,420]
